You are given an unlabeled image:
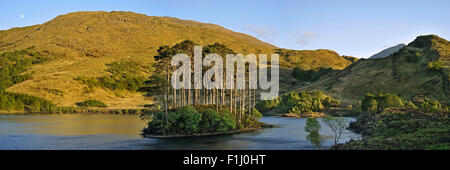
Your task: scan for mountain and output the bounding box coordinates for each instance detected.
[298,35,450,105]
[0,11,277,57]
[369,44,406,59]
[276,49,358,70]
[0,11,355,109]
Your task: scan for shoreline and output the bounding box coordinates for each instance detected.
[0,108,147,115]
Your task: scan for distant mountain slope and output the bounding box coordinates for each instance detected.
[299,35,450,105]
[276,49,358,70]
[370,44,406,59]
[0,11,356,109]
[0,11,277,57]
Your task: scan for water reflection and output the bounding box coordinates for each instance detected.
[0,114,147,137]
[0,114,360,150]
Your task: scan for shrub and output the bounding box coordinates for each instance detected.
[176,106,202,134]
[428,61,443,71]
[250,108,262,120]
[78,100,107,108]
[75,61,148,92]
[323,97,341,109]
[256,91,339,115]
[255,97,280,113]
[200,109,222,133]
[419,98,443,113]
[360,93,404,113]
[292,67,335,82]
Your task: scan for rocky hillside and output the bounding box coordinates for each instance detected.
[370,44,406,59]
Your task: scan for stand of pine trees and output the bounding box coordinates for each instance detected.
[143,41,260,125]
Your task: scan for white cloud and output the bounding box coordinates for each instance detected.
[296,32,319,47]
[20,14,24,19]
[244,25,277,39]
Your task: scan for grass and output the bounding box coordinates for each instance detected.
[0,11,277,109]
[6,56,152,109]
[0,11,359,109]
[275,49,357,70]
[298,35,450,105]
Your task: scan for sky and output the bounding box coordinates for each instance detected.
[0,0,449,58]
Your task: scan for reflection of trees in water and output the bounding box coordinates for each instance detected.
[306,130,324,150]
[304,118,324,150]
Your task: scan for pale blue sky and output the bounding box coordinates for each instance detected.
[1,0,449,58]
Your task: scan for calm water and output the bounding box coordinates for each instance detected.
[0,114,360,150]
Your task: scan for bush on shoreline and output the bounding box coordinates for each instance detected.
[256,91,341,116]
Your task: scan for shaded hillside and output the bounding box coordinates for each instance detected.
[370,44,406,59]
[275,49,358,70]
[299,35,450,105]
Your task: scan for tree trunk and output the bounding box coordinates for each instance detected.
[188,88,191,106]
[173,83,176,108]
[230,89,233,114]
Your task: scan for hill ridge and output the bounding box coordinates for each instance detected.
[298,34,450,105]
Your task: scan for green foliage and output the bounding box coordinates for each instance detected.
[292,67,335,82]
[256,91,340,115]
[142,105,253,136]
[323,97,341,109]
[140,73,170,107]
[250,108,262,120]
[306,130,324,150]
[405,50,422,63]
[0,91,73,113]
[406,101,418,109]
[176,106,202,134]
[360,93,404,113]
[305,118,325,150]
[419,97,443,113]
[305,118,321,133]
[279,92,322,114]
[283,92,324,114]
[338,108,450,150]
[427,61,444,71]
[200,109,223,132]
[76,60,149,92]
[0,48,49,91]
[255,97,280,113]
[77,100,107,108]
[0,48,72,113]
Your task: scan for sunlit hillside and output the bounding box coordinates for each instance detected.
[299,35,450,105]
[0,11,357,109]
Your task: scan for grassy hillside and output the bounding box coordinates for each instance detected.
[0,11,358,110]
[298,35,450,105]
[0,11,277,57]
[0,11,278,109]
[276,49,357,70]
